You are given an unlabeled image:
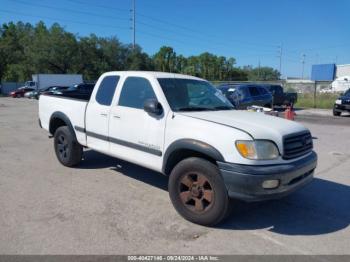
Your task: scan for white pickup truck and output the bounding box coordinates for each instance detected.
[39,71,317,225]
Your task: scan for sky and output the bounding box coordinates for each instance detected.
[0,0,349,78]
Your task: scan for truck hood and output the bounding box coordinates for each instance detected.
[179,110,308,140]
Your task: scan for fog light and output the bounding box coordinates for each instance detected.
[262,179,280,189]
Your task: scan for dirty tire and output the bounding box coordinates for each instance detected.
[168,157,230,226]
[333,109,341,116]
[54,126,82,167]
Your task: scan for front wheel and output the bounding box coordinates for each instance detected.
[168,157,230,226]
[333,109,341,116]
[54,126,82,167]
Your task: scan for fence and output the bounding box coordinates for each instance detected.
[213,80,336,109]
[0,82,25,95]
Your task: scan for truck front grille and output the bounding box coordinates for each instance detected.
[343,99,350,105]
[283,131,313,159]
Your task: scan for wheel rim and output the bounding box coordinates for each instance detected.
[57,134,69,160]
[179,173,214,213]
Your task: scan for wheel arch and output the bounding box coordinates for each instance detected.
[162,139,225,175]
[49,112,77,141]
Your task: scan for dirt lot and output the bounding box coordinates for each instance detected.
[0,97,349,255]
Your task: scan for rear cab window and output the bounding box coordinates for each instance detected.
[248,86,260,97]
[95,75,120,106]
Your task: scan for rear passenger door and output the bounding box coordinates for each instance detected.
[248,85,263,106]
[85,75,120,153]
[108,76,166,171]
[257,86,272,106]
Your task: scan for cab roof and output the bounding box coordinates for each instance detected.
[101,71,205,81]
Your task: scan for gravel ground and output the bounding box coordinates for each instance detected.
[0,97,349,255]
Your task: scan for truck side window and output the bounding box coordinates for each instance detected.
[118,77,156,109]
[257,87,268,95]
[96,75,120,106]
[248,86,260,97]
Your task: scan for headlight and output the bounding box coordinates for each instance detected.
[335,99,342,105]
[235,140,279,160]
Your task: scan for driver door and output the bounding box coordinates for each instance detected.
[108,76,166,171]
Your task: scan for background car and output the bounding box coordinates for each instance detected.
[24,86,70,99]
[58,83,95,95]
[217,84,272,109]
[40,86,69,97]
[333,88,350,116]
[262,84,298,106]
[10,87,35,98]
[51,83,95,100]
[24,90,38,99]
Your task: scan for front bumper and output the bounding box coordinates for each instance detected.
[334,104,350,112]
[218,151,317,201]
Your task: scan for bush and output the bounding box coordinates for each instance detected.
[295,93,338,109]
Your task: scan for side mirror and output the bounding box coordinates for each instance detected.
[144,99,163,115]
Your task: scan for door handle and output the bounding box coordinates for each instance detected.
[100,113,108,117]
[113,115,121,119]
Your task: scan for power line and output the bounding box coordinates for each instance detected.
[11,0,129,22]
[67,0,129,13]
[0,9,130,31]
[10,0,277,53]
[62,0,279,49]
[137,19,278,53]
[4,0,284,60]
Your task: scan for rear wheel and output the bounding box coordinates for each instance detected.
[168,157,230,226]
[54,126,82,167]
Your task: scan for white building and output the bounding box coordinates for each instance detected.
[336,64,350,78]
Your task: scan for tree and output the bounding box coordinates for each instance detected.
[245,66,281,81]
[153,46,177,72]
[0,21,276,83]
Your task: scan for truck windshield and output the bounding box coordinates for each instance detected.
[158,78,234,111]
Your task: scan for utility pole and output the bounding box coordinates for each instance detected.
[277,44,283,77]
[258,59,261,80]
[131,0,136,49]
[301,53,306,79]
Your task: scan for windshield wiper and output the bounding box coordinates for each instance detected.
[213,106,235,110]
[177,107,215,111]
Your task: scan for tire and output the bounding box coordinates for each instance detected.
[333,110,341,116]
[54,126,82,167]
[168,157,230,226]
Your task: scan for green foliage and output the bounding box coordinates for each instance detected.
[243,66,281,81]
[295,93,338,109]
[0,21,280,82]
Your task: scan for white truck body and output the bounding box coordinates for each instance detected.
[331,76,350,93]
[29,74,83,90]
[39,71,317,225]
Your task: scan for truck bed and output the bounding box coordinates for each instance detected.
[49,91,92,101]
[38,94,88,146]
